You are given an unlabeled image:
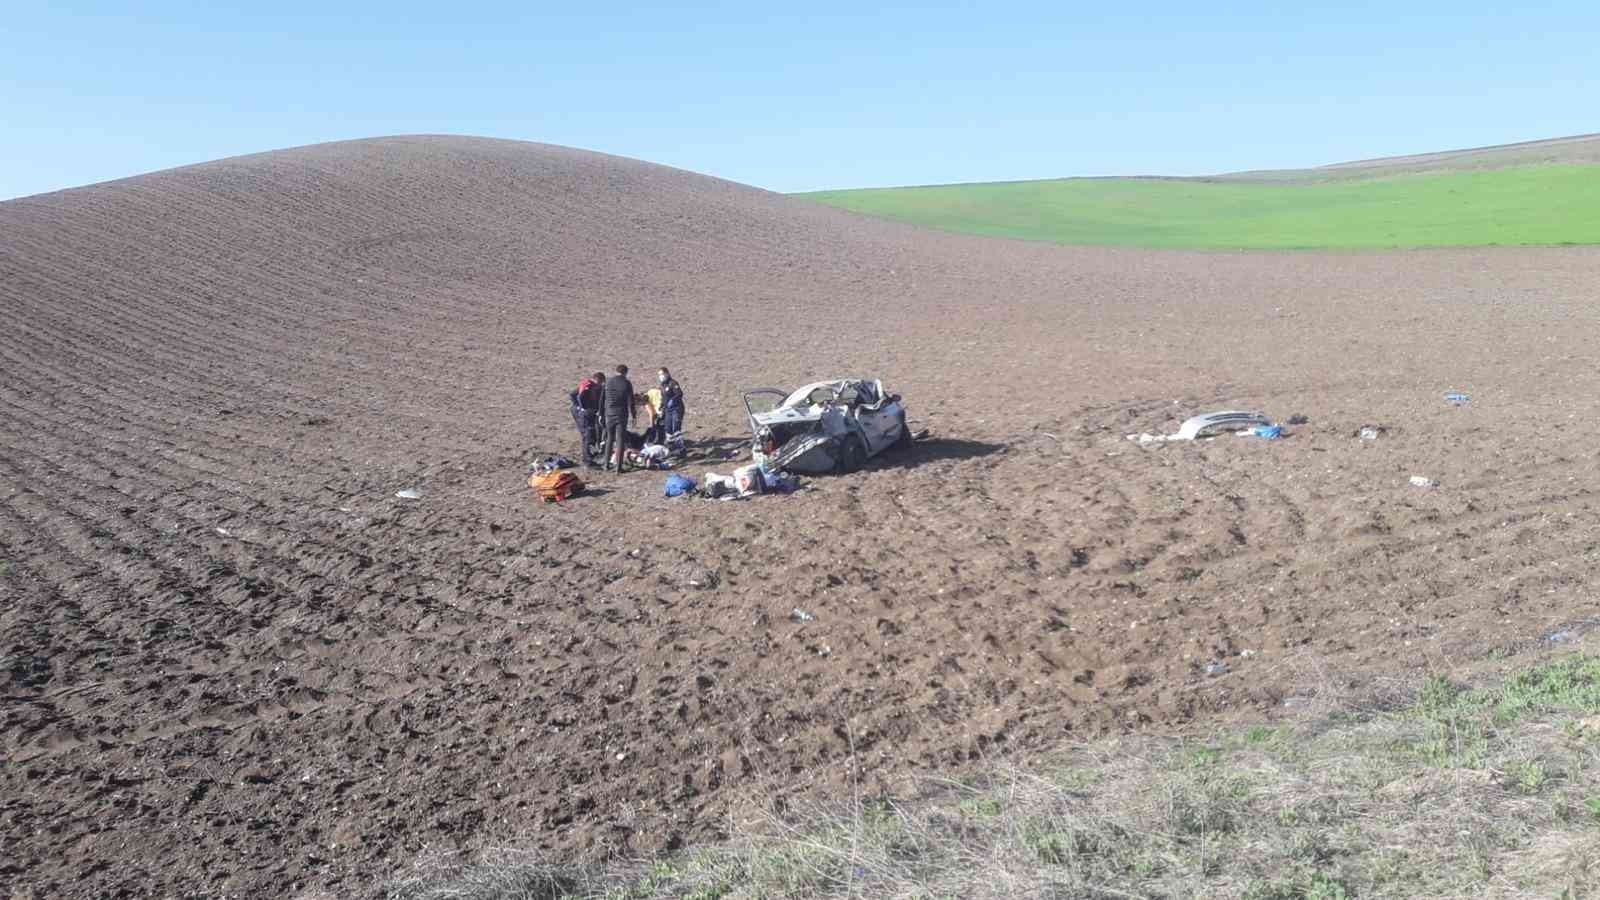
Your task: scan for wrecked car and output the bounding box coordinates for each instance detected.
[743,378,909,474]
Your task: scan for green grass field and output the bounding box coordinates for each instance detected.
[800,164,1600,249]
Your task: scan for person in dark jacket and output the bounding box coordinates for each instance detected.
[571,371,604,468]
[599,364,636,472]
[657,367,686,453]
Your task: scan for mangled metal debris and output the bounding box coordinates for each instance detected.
[743,378,910,474]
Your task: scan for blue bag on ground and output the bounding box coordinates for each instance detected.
[664,473,696,497]
[1251,424,1282,440]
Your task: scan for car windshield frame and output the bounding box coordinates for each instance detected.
[781,379,860,410]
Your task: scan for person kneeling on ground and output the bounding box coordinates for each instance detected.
[599,364,636,472]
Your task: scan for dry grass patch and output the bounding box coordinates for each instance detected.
[389,655,1600,899]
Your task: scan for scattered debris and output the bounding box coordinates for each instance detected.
[1133,410,1274,445]
[790,608,816,623]
[1173,410,1272,441]
[744,378,909,474]
[1287,414,1310,425]
[1127,432,1169,445]
[756,468,800,494]
[531,455,575,473]
[703,473,739,498]
[1357,425,1385,440]
[1445,392,1471,405]
[663,473,696,497]
[1204,660,1229,677]
[395,488,423,500]
[1540,619,1598,644]
[1243,424,1282,439]
[734,464,764,496]
[1409,475,1437,488]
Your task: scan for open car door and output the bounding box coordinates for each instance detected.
[742,389,787,435]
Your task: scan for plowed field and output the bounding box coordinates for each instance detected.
[4,136,1600,899]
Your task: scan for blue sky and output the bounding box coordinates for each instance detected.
[3,2,1597,198]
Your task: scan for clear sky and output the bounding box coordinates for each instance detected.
[4,2,1597,199]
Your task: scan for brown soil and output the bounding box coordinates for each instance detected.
[3,136,1600,899]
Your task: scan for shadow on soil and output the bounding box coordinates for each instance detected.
[676,434,1007,473]
[868,437,1008,471]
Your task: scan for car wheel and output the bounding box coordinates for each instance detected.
[838,435,867,473]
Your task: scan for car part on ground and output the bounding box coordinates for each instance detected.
[1171,410,1272,441]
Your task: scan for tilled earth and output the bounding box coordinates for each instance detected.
[3,136,1600,899]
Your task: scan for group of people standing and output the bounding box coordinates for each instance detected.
[571,365,686,472]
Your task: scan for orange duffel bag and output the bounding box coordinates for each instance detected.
[529,470,584,503]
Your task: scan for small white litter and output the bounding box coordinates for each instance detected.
[395,488,423,500]
[1409,476,1437,488]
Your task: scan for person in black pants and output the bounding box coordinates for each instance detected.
[572,371,604,468]
[657,367,686,452]
[599,364,636,472]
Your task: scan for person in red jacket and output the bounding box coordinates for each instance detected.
[571,371,604,468]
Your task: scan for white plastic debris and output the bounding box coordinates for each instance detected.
[1409,476,1437,488]
[1172,411,1272,441]
[395,488,423,500]
[1130,410,1272,444]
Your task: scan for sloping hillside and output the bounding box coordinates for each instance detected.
[5,137,1600,899]
[801,134,1600,248]
[1224,131,1600,182]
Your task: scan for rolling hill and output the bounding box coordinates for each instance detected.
[5,136,1600,899]
[801,134,1600,249]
